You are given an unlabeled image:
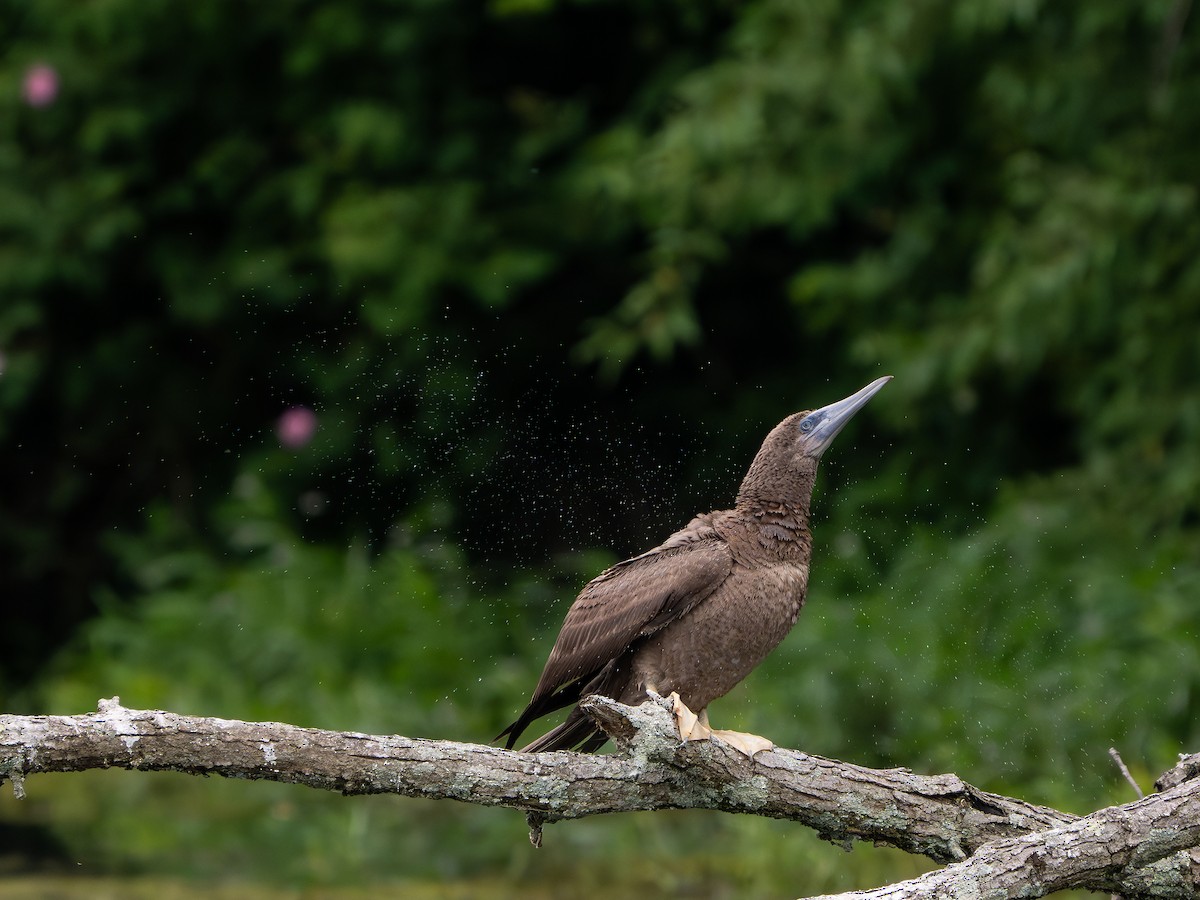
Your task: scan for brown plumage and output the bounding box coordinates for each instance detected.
[498,376,892,754]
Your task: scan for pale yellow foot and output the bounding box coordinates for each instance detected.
[669,691,710,741]
[709,729,775,757]
[667,693,774,756]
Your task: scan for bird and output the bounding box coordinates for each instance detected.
[497,376,892,756]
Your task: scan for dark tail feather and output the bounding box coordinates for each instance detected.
[499,658,631,753]
[519,707,606,753]
[495,678,588,749]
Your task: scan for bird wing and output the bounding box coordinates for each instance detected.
[528,514,734,703]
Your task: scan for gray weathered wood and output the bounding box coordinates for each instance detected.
[1,695,1197,898]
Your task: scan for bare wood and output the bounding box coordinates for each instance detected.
[1,696,1198,898]
[1158,753,1200,793]
[1111,746,1146,799]
[807,782,1200,900]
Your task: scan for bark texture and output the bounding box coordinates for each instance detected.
[1,695,1198,899]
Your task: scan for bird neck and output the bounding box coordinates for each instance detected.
[736,492,812,532]
[734,452,817,524]
[733,479,815,563]
[731,427,819,561]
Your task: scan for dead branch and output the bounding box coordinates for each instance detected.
[807,782,1200,899]
[1,696,1197,898]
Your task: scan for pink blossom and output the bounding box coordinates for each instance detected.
[23,64,58,108]
[276,406,318,449]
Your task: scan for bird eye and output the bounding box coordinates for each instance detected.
[798,418,815,433]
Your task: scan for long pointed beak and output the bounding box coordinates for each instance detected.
[799,375,892,457]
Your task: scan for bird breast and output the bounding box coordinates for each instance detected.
[627,560,810,711]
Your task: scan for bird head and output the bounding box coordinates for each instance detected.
[737,376,892,511]
[792,375,893,459]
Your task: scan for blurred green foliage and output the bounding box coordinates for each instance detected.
[2,0,1199,896]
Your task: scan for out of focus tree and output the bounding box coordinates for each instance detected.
[1,0,1198,893]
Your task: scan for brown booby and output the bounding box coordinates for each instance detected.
[498,376,892,756]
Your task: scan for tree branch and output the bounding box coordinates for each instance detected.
[1,696,1197,898]
[807,782,1200,899]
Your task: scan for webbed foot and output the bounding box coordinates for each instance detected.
[709,729,775,757]
[668,691,709,740]
[667,692,774,756]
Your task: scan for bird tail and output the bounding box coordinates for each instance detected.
[520,709,607,753]
[494,678,587,750]
[498,658,630,753]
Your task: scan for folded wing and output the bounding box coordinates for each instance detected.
[499,515,733,748]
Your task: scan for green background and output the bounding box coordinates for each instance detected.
[2,1,1198,896]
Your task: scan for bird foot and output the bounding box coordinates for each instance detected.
[709,729,775,757]
[667,692,774,757]
[669,691,708,741]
